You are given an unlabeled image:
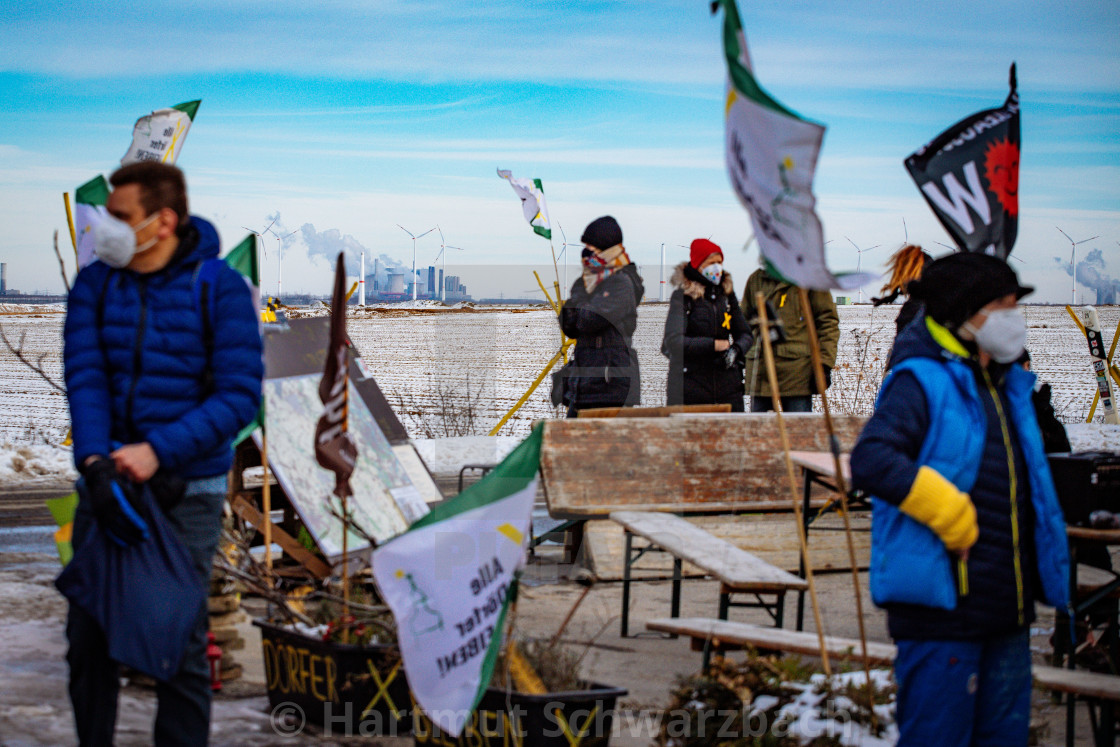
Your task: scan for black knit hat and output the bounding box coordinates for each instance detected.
[908,252,1033,330]
[581,215,623,250]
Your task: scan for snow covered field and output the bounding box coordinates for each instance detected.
[0,302,1117,483]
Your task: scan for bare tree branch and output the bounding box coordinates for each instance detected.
[53,230,71,294]
[0,324,66,393]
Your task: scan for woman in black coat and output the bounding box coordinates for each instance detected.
[558,216,644,417]
[662,239,753,411]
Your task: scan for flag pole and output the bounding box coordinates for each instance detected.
[62,193,78,260]
[798,287,874,705]
[756,291,831,675]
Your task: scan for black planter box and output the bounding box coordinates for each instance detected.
[412,682,627,747]
[254,619,412,737]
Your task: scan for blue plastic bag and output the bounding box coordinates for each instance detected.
[56,484,207,682]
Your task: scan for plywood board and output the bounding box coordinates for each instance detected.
[541,414,867,518]
[264,317,410,444]
[585,512,870,581]
[392,443,444,506]
[260,375,429,557]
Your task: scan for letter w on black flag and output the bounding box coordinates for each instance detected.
[905,64,1020,260]
[315,252,357,499]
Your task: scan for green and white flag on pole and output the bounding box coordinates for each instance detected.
[712,0,867,291]
[224,234,264,446]
[74,175,109,269]
[224,233,260,287]
[121,99,201,166]
[372,424,541,737]
[497,168,552,240]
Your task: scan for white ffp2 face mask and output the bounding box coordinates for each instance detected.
[964,307,1027,364]
[93,213,159,268]
[701,262,723,285]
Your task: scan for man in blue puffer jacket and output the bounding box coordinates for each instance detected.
[850,252,1068,746]
[63,162,263,745]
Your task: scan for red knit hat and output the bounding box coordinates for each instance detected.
[690,238,722,269]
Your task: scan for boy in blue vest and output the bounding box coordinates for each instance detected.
[850,252,1069,746]
[63,162,262,745]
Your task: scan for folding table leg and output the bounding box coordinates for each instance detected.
[620,530,634,637]
[670,556,682,633]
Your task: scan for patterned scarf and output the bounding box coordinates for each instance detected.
[581,244,630,293]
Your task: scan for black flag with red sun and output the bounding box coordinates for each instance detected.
[905,64,1020,260]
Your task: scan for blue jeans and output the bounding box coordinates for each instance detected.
[67,475,227,746]
[749,394,812,412]
[894,631,1031,747]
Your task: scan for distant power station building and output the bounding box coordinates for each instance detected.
[354,261,470,303]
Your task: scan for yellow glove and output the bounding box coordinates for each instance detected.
[899,466,979,552]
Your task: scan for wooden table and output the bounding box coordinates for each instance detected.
[1056,526,1120,747]
[787,451,868,630]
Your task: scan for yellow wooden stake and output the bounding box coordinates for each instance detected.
[798,286,874,716]
[507,641,547,695]
[756,291,831,676]
[261,428,273,571]
[63,192,78,260]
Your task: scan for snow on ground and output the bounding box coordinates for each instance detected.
[411,435,522,477]
[0,442,75,483]
[1067,423,1120,452]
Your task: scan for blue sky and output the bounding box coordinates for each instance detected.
[1,0,1118,302]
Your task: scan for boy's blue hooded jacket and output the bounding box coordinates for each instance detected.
[851,312,1069,640]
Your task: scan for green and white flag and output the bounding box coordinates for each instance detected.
[224,233,260,286]
[497,168,552,240]
[224,234,264,445]
[713,0,867,291]
[121,99,201,166]
[372,424,541,737]
[74,175,109,269]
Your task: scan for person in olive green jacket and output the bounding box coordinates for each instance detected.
[740,265,839,412]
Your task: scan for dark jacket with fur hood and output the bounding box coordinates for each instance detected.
[662,262,752,407]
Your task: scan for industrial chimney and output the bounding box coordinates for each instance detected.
[1,262,6,296]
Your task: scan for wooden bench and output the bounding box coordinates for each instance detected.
[651,618,1120,746]
[611,511,807,638]
[646,616,896,670]
[1033,664,1120,747]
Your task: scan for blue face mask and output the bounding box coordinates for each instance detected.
[701,262,723,285]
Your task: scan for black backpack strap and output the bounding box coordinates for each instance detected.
[192,259,222,397]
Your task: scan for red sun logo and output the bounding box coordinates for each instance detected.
[983,137,1019,215]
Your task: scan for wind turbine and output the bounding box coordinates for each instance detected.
[264,227,296,299]
[397,224,435,300]
[1058,227,1099,305]
[845,238,881,304]
[434,225,464,302]
[933,240,1025,265]
[556,223,579,298]
[659,242,666,301]
[241,218,276,295]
